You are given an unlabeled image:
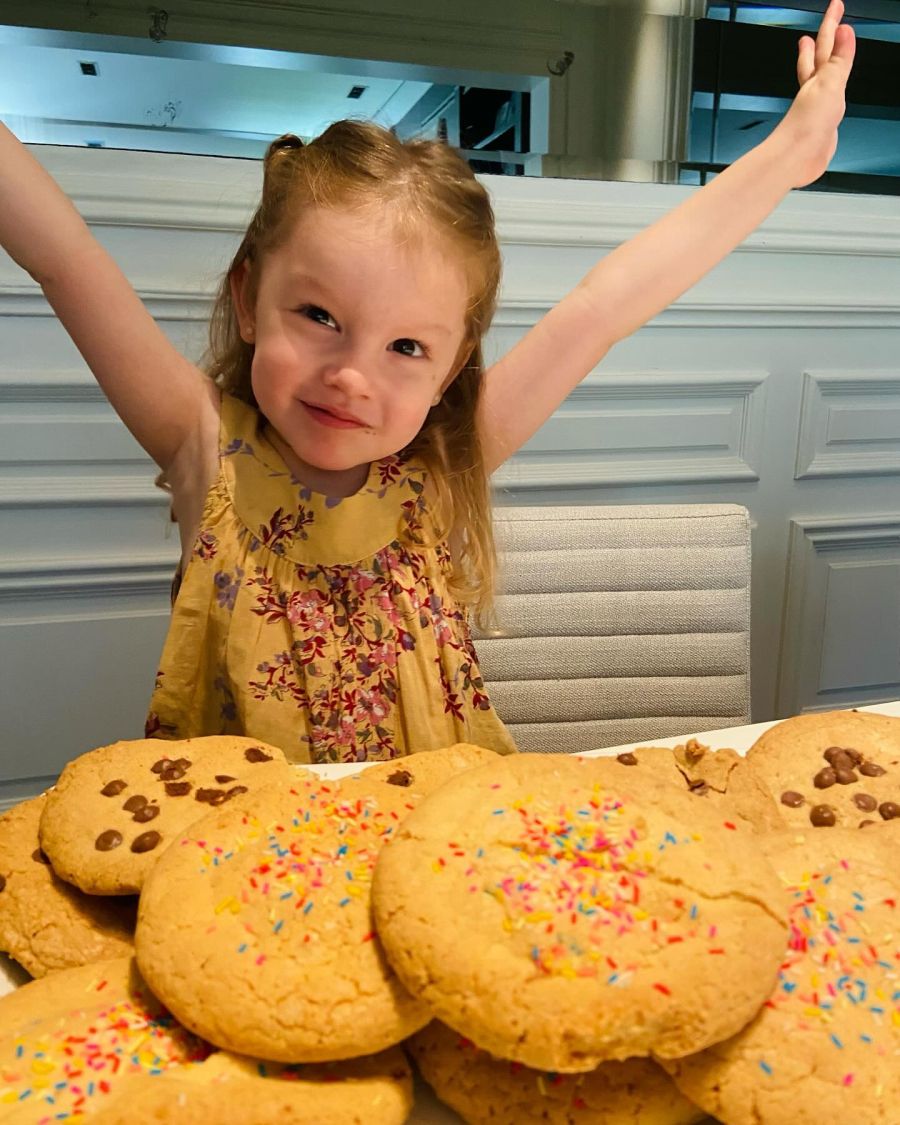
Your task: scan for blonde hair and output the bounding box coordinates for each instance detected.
[205,120,502,621]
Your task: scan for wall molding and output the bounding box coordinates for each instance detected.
[20,145,900,260]
[0,554,178,602]
[496,370,767,488]
[777,515,900,715]
[795,370,900,479]
[0,478,168,508]
[6,288,900,332]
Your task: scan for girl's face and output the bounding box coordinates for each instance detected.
[232,204,471,496]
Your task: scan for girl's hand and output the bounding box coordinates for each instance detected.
[775,0,857,188]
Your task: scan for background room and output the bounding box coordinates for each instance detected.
[1,0,899,805]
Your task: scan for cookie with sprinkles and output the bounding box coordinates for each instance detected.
[0,956,212,1121]
[135,776,431,1062]
[745,710,900,830]
[40,736,302,895]
[407,1019,706,1125]
[0,795,136,977]
[607,740,785,833]
[87,1046,414,1125]
[348,743,502,798]
[663,828,900,1125]
[372,753,789,1073]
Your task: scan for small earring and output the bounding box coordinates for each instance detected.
[431,392,442,407]
[245,325,255,342]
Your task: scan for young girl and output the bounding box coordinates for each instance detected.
[0,2,855,764]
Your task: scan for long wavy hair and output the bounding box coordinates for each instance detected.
[204,120,502,620]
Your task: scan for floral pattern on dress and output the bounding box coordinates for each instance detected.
[146,395,515,762]
[242,507,482,762]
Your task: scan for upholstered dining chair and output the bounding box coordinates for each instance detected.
[473,504,752,754]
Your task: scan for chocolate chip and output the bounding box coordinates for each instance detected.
[101,779,128,797]
[824,746,860,766]
[131,831,162,853]
[810,805,836,827]
[195,788,227,805]
[854,793,878,812]
[813,767,836,789]
[227,785,248,798]
[616,752,638,766]
[878,802,900,821]
[386,769,413,787]
[781,791,805,808]
[159,765,186,781]
[122,795,147,813]
[164,781,192,797]
[173,758,192,771]
[132,803,160,823]
[244,747,273,763]
[834,767,858,785]
[215,775,236,784]
[150,758,170,774]
[31,848,50,864]
[0,874,5,892]
[860,761,886,777]
[95,829,123,851]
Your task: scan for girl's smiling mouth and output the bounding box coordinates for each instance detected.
[301,400,368,429]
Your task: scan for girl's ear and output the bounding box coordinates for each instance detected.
[230,259,256,344]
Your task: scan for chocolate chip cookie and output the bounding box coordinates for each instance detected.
[0,795,135,977]
[608,739,785,832]
[40,736,301,894]
[348,743,501,798]
[745,711,900,830]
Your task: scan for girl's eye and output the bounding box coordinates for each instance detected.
[391,338,426,358]
[300,305,337,328]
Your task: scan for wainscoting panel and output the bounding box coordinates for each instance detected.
[777,517,900,715]
[795,370,900,480]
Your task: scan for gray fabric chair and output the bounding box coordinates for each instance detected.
[474,503,751,753]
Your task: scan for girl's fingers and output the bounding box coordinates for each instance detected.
[832,22,857,70]
[797,36,816,86]
[815,0,842,71]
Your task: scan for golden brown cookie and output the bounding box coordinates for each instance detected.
[608,740,785,832]
[0,795,135,977]
[745,711,900,830]
[0,957,212,1120]
[663,827,900,1124]
[373,753,789,1073]
[89,1047,414,1125]
[40,736,302,894]
[408,1019,705,1125]
[350,743,501,797]
[135,776,431,1062]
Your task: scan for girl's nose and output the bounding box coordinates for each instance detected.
[321,360,371,398]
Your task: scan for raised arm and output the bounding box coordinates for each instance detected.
[479,0,856,472]
[0,122,217,470]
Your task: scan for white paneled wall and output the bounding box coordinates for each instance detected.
[2,145,899,803]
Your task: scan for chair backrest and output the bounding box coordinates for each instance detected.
[473,503,751,754]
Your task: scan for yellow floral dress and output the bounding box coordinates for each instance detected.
[145,393,517,764]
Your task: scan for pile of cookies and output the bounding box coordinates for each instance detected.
[0,713,898,1124]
